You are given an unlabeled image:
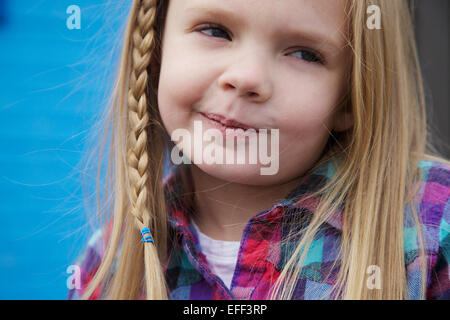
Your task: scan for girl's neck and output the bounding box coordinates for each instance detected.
[189,164,303,241]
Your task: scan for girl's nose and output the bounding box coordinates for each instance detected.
[217,55,272,103]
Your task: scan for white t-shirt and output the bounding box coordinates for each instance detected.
[191,219,241,290]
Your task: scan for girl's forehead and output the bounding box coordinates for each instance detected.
[177,0,347,25]
[170,0,348,47]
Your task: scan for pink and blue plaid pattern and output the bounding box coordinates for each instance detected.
[68,157,450,300]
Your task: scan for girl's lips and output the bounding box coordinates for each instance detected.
[199,112,259,132]
[199,112,260,137]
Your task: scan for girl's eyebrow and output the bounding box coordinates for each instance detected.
[184,5,342,53]
[185,6,245,29]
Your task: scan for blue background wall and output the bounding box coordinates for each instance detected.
[0,1,131,299]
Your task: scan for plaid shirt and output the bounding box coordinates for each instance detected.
[68,157,450,300]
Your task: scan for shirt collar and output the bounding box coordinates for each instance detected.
[163,156,344,239]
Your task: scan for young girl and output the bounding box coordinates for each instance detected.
[68,0,450,300]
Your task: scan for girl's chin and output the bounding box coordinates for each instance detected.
[191,163,280,186]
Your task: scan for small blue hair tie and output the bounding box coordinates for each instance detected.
[140,227,154,243]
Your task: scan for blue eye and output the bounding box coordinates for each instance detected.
[197,24,231,41]
[290,49,323,64]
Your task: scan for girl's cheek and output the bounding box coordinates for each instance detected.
[277,100,335,134]
[278,77,343,133]
[159,65,193,113]
[160,46,213,109]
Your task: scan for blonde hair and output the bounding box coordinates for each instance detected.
[81,0,450,300]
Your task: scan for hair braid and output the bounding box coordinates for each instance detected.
[127,0,155,231]
[127,0,167,299]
